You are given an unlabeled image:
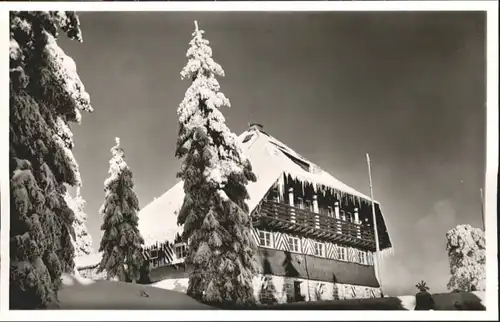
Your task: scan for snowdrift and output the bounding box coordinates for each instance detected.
[54,274,213,310]
[53,275,485,311]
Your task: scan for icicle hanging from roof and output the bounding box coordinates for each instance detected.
[377,247,395,259]
[319,184,327,196]
[277,172,284,200]
[285,170,363,204]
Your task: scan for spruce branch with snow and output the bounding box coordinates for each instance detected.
[64,188,93,257]
[176,21,259,306]
[445,224,486,292]
[98,138,145,283]
[9,11,91,309]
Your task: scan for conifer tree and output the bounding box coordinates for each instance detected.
[176,21,258,306]
[446,224,486,292]
[63,188,92,257]
[98,138,144,283]
[9,11,92,309]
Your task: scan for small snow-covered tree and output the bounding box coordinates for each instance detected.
[98,138,144,283]
[446,224,486,292]
[9,11,92,309]
[176,21,258,306]
[64,188,92,257]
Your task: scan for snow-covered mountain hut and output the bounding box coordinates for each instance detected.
[138,124,393,303]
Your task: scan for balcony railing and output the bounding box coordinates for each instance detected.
[253,200,376,250]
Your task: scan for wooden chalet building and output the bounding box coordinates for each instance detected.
[76,124,393,304]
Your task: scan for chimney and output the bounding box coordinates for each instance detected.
[249,123,263,132]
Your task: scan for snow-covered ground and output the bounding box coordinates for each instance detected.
[55,274,485,310]
[54,274,213,310]
[151,278,189,293]
[257,292,486,310]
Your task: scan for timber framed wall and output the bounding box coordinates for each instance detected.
[149,275,381,304]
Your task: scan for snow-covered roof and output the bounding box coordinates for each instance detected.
[137,181,185,248]
[261,130,376,202]
[138,126,382,247]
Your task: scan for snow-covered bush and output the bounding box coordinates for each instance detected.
[446,224,486,292]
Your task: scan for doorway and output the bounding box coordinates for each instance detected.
[293,281,303,302]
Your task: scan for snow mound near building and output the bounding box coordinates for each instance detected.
[56,277,214,310]
[74,252,102,269]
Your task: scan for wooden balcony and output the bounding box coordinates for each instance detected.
[253,201,376,250]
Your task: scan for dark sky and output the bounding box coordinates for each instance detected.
[59,11,486,296]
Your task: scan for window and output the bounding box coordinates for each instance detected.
[175,244,187,259]
[267,188,280,203]
[288,237,300,252]
[259,231,273,248]
[150,257,159,268]
[314,242,325,257]
[305,200,313,212]
[149,247,158,260]
[338,246,346,261]
[242,134,254,143]
[328,206,334,217]
[359,251,367,265]
[296,197,304,209]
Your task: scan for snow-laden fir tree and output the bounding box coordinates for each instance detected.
[445,224,486,292]
[98,138,144,283]
[176,21,258,306]
[63,188,93,257]
[9,11,92,309]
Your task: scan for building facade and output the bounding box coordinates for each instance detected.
[78,124,393,304]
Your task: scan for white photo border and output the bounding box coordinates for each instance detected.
[0,1,498,321]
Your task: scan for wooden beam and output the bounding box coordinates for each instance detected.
[259,209,379,250]
[331,234,341,242]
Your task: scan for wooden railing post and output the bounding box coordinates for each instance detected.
[334,201,341,234]
[341,209,347,235]
[258,200,377,246]
[313,195,320,228]
[354,207,361,238]
[272,199,278,218]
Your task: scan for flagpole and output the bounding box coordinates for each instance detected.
[366,153,384,297]
[480,188,485,231]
